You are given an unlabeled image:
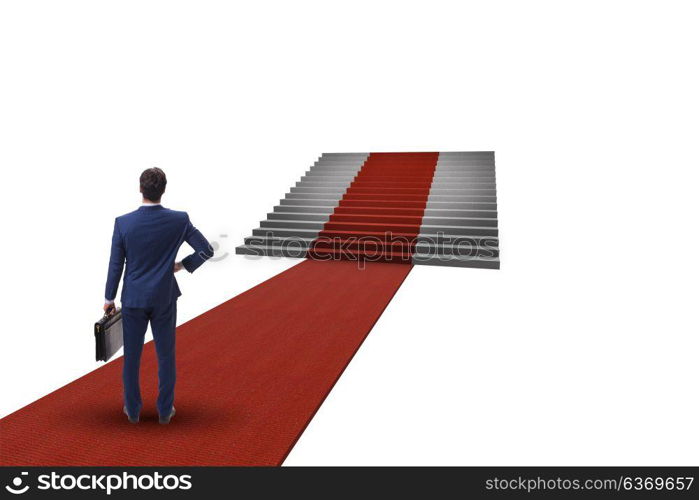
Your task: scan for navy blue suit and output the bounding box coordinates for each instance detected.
[105,204,213,418]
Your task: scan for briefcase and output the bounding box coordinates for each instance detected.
[94,309,124,362]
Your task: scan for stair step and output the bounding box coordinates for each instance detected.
[418,224,498,236]
[329,214,423,224]
[326,214,498,227]
[412,253,500,269]
[245,236,314,247]
[235,244,309,258]
[338,199,497,209]
[281,198,340,206]
[332,206,498,218]
[291,186,348,194]
[261,220,324,230]
[272,205,497,218]
[267,212,330,222]
[244,235,499,257]
[285,193,346,200]
[426,194,497,201]
[346,187,433,195]
[342,194,429,200]
[273,205,336,214]
[253,227,321,238]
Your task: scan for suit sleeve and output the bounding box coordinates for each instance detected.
[181,215,214,273]
[105,218,125,302]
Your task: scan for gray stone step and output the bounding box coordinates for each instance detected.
[236,245,500,268]
[303,173,496,182]
[308,163,367,169]
[413,244,499,258]
[427,186,497,193]
[266,211,497,228]
[299,176,355,182]
[306,172,360,179]
[430,180,496,188]
[244,236,315,247]
[280,199,498,210]
[438,159,495,163]
[426,193,497,201]
[420,216,497,227]
[253,227,322,238]
[306,166,358,172]
[268,212,330,222]
[252,225,498,240]
[291,186,348,194]
[319,152,369,158]
[309,165,366,171]
[415,234,499,246]
[272,205,497,218]
[428,192,496,203]
[259,219,499,237]
[280,198,339,207]
[433,166,495,172]
[236,244,309,258]
[295,181,352,188]
[412,253,500,269]
[432,173,497,178]
[422,201,497,210]
[273,205,335,213]
[242,237,499,259]
[285,192,347,200]
[425,208,497,218]
[439,151,493,156]
[291,186,496,195]
[260,220,324,230]
[418,224,499,237]
[295,181,353,188]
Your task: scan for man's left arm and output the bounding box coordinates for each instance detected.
[179,215,214,273]
[104,218,125,312]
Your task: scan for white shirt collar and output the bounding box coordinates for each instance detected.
[141,202,161,207]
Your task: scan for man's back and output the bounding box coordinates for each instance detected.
[105,205,212,309]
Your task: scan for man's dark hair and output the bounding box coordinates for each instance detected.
[140,167,167,202]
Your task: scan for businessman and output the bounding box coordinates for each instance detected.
[104,168,213,424]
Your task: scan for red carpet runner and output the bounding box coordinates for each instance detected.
[0,260,411,466]
[309,152,438,262]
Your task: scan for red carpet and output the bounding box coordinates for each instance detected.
[0,260,412,466]
[309,152,438,262]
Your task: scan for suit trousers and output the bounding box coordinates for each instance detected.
[121,300,177,418]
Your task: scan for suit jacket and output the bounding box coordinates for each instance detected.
[105,205,213,308]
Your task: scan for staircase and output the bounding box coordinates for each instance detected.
[236,152,500,269]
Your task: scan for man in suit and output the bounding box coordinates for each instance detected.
[104,167,213,424]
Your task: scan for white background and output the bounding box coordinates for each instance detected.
[1,1,698,465]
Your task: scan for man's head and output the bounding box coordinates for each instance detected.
[140,167,167,202]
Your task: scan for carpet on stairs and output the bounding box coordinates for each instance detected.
[309,152,438,263]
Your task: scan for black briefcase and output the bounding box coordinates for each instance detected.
[94,309,124,362]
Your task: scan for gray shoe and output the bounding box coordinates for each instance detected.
[123,406,139,424]
[159,406,176,425]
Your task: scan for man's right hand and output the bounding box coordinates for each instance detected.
[173,261,184,273]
